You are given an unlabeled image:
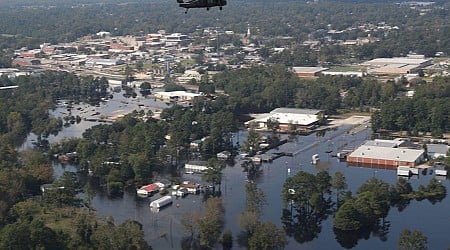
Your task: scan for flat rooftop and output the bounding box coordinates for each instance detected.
[349,145,424,162]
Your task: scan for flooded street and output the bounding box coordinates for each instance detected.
[41,88,449,249]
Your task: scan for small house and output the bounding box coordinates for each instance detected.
[185,161,209,172]
[426,144,449,159]
[180,181,200,194]
[137,183,160,196]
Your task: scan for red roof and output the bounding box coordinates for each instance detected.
[180,183,199,189]
[139,183,159,192]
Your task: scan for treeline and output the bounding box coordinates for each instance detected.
[212,64,400,114]
[0,71,110,147]
[372,76,450,136]
[282,171,446,248]
[0,71,150,248]
[0,0,448,58]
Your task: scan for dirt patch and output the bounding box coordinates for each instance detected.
[328,115,371,126]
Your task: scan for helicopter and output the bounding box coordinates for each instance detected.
[178,0,227,13]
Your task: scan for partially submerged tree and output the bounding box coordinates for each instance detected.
[398,229,428,250]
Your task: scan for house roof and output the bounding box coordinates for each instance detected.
[426,144,449,155]
[185,160,208,166]
[181,183,200,189]
[349,145,424,162]
[139,183,159,192]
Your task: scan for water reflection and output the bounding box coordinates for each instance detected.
[333,219,391,249]
[282,207,325,244]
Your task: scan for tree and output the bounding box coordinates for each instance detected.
[356,178,391,217]
[220,230,233,250]
[139,81,151,95]
[282,171,318,208]
[315,171,331,195]
[394,178,413,197]
[0,218,65,250]
[237,210,260,236]
[198,197,225,248]
[331,171,348,205]
[124,65,134,83]
[202,158,224,193]
[242,127,261,156]
[91,219,150,250]
[43,171,81,208]
[181,211,201,242]
[135,60,144,72]
[248,222,287,250]
[398,229,428,250]
[244,182,266,215]
[266,117,280,133]
[333,199,362,231]
[237,182,266,235]
[128,152,152,185]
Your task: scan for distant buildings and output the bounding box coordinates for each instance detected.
[292,67,328,77]
[85,58,125,66]
[292,67,366,78]
[362,55,432,75]
[12,58,41,66]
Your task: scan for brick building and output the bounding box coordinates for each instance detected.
[347,144,425,168]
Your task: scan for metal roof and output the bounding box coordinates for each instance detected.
[364,139,403,148]
[292,67,328,73]
[349,145,424,162]
[271,108,322,115]
[252,113,319,126]
[426,144,449,155]
[363,57,431,66]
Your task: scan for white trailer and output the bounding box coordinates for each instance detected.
[149,196,173,209]
[397,166,411,176]
[435,168,448,176]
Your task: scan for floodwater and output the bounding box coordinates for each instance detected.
[21,89,171,150]
[40,88,449,250]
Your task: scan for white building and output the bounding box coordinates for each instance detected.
[246,108,323,132]
[362,56,432,75]
[85,58,125,66]
[185,161,209,172]
[321,71,366,77]
[153,91,202,103]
